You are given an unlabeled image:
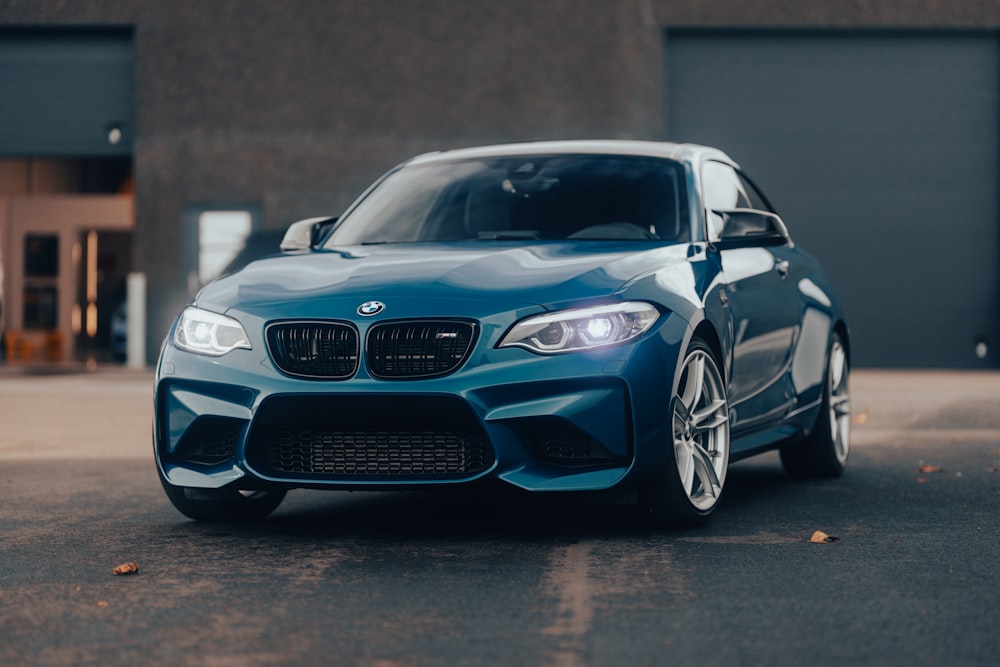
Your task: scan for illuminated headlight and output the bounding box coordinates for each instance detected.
[499,302,659,354]
[173,307,251,356]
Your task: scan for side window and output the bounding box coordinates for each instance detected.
[701,161,749,240]
[737,171,775,214]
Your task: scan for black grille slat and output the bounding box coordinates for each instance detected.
[367,321,475,379]
[267,321,359,379]
[256,427,493,478]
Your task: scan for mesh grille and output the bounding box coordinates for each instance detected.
[512,417,628,467]
[245,394,494,481]
[538,425,595,461]
[266,321,359,379]
[177,418,242,465]
[367,320,476,379]
[254,426,493,478]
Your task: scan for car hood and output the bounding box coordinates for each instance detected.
[196,241,691,316]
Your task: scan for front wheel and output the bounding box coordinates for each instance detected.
[158,465,287,521]
[781,332,851,478]
[641,339,731,528]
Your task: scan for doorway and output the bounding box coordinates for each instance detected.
[74,229,132,363]
[1,195,133,365]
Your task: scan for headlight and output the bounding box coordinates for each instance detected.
[499,302,659,354]
[173,307,251,356]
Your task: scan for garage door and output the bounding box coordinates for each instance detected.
[0,29,133,156]
[667,32,999,368]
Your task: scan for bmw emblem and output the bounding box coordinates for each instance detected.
[358,300,385,316]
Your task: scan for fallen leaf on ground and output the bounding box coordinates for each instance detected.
[809,530,839,544]
[97,601,109,607]
[852,411,869,425]
[918,464,942,474]
[916,477,928,484]
[112,562,140,576]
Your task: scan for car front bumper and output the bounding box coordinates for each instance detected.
[154,310,690,496]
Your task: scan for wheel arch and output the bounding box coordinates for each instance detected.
[692,320,726,383]
[833,320,851,366]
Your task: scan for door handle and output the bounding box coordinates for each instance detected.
[775,259,790,278]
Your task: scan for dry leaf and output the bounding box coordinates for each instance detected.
[916,477,928,484]
[112,562,140,576]
[809,530,839,544]
[918,464,942,474]
[97,601,109,607]
[852,411,869,425]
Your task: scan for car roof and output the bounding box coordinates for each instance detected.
[404,139,736,169]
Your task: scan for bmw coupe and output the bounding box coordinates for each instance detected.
[155,140,850,526]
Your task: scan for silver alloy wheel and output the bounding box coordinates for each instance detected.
[672,349,730,511]
[828,339,851,465]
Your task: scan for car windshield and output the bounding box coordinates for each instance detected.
[324,155,689,246]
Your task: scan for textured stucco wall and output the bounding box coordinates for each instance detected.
[1,0,997,361]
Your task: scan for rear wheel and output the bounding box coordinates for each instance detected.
[157,466,286,522]
[781,332,850,477]
[641,339,730,528]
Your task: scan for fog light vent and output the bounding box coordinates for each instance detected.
[176,417,243,465]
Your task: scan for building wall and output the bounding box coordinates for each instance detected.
[1,0,999,362]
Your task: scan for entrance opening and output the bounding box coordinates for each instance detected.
[74,229,132,363]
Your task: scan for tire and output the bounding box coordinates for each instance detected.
[781,332,851,478]
[641,338,731,528]
[158,465,286,522]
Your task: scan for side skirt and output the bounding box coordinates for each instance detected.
[729,424,803,463]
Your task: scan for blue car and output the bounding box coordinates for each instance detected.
[155,140,850,526]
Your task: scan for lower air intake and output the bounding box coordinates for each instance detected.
[254,427,493,478]
[245,394,495,481]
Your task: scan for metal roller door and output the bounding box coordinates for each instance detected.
[0,29,133,156]
[667,32,999,368]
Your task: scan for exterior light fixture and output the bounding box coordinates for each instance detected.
[106,123,124,145]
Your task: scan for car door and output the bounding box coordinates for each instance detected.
[702,161,802,430]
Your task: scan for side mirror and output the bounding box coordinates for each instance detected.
[279,216,338,252]
[714,209,790,249]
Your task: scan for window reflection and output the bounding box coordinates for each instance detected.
[198,211,252,284]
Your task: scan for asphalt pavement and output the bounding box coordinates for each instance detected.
[0,367,998,666]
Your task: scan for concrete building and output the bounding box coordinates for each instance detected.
[1,1,998,368]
